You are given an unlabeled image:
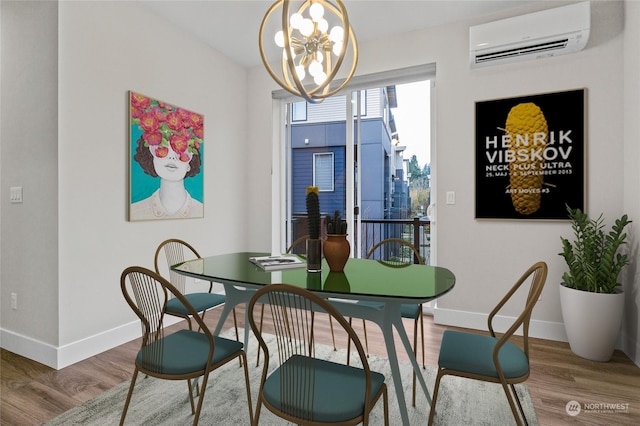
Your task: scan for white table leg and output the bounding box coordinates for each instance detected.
[331,301,428,424]
[378,303,411,425]
[389,307,432,406]
[215,284,254,350]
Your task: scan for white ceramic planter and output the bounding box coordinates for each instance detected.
[559,284,624,362]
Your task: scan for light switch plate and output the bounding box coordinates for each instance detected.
[446,191,455,205]
[10,186,23,203]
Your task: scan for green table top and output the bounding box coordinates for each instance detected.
[173,252,455,303]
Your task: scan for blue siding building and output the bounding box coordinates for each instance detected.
[290,88,411,239]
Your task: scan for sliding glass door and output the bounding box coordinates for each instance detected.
[277,67,434,264]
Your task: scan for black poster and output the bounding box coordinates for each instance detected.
[475,89,585,220]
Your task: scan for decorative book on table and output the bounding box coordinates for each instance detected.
[249,255,305,271]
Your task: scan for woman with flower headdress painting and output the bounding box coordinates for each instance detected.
[129,92,204,220]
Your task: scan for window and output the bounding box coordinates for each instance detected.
[313,153,334,191]
[292,101,307,121]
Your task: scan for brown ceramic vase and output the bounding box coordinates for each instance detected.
[323,234,350,272]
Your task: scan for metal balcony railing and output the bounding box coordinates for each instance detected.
[290,216,431,265]
[359,218,431,265]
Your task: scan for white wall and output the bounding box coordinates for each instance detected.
[1,1,250,368]
[1,0,60,353]
[249,0,638,364]
[623,0,640,362]
[1,0,637,368]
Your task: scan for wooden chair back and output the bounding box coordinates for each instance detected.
[121,266,213,371]
[286,235,309,254]
[154,238,203,293]
[488,261,548,360]
[366,238,424,265]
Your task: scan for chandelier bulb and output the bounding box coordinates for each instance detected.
[313,71,327,86]
[310,3,324,21]
[317,18,329,33]
[332,41,343,56]
[329,26,344,43]
[290,12,303,29]
[299,18,314,36]
[308,60,323,77]
[274,30,285,48]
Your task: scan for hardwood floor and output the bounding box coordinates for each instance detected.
[2,306,639,425]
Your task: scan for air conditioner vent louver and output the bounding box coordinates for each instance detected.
[475,39,569,64]
[470,1,590,68]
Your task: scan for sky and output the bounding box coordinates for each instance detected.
[392,80,431,167]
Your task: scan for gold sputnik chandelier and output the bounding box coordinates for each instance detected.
[259,0,358,103]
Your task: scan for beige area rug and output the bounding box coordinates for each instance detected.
[46,329,538,425]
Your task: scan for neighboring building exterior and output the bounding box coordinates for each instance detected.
[289,87,411,235]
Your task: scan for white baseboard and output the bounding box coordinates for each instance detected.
[0,291,224,369]
[621,329,640,366]
[432,307,569,342]
[0,328,59,368]
[0,316,182,370]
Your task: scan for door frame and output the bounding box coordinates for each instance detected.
[270,64,437,259]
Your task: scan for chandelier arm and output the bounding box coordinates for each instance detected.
[259,0,294,92]
[282,0,307,98]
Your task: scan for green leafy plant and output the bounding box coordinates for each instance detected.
[559,205,632,293]
[325,210,347,234]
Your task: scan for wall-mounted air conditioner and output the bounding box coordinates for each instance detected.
[470,1,590,68]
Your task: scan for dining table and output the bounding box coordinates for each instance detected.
[172,251,455,425]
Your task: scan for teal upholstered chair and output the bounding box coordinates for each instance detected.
[154,238,239,338]
[119,266,253,426]
[428,261,548,426]
[348,238,425,406]
[248,284,389,426]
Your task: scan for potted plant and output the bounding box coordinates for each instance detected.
[558,205,632,361]
[323,210,350,272]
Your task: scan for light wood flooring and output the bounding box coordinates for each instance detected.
[2,305,639,425]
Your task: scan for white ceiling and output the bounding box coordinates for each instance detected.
[139,0,536,68]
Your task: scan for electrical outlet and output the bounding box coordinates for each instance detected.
[11,293,17,310]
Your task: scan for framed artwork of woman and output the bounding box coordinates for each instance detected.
[129,91,204,221]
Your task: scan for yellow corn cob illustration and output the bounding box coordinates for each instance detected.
[505,102,548,215]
